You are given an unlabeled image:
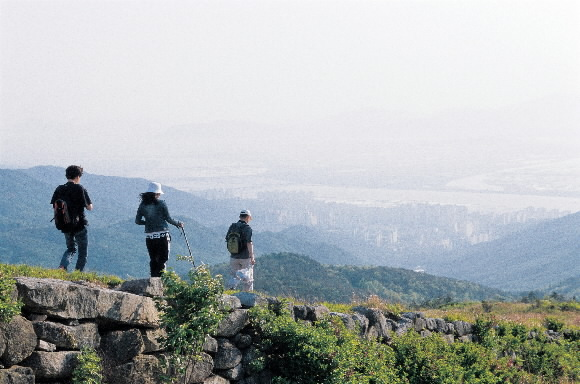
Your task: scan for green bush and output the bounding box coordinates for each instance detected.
[0,274,23,323]
[72,347,103,384]
[249,304,401,384]
[156,260,226,383]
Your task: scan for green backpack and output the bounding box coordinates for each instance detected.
[226,223,243,254]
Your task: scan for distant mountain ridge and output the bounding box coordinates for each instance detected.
[0,166,578,298]
[427,212,580,295]
[210,253,511,304]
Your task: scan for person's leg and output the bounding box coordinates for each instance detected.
[74,228,88,271]
[59,232,76,270]
[238,258,254,291]
[228,258,243,289]
[146,237,169,277]
[146,238,159,277]
[157,234,170,276]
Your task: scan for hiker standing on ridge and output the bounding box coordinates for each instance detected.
[226,209,255,291]
[51,165,93,272]
[135,182,184,277]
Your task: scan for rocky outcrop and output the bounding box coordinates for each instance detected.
[1,276,483,383]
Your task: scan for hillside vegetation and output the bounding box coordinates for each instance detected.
[211,253,511,304]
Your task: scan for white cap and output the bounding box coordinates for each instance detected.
[147,182,164,194]
[240,209,252,217]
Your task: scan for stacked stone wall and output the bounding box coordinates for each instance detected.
[0,277,479,384]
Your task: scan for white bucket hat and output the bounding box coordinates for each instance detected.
[147,182,164,194]
[240,209,252,217]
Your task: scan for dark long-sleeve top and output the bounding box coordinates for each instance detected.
[135,200,181,233]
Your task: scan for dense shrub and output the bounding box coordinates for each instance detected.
[156,260,226,383]
[249,304,402,384]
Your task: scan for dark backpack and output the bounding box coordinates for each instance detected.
[226,223,243,254]
[51,184,82,233]
[52,199,73,232]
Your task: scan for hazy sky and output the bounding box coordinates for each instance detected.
[1,0,579,173]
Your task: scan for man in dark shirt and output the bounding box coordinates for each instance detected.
[50,165,93,272]
[226,209,255,291]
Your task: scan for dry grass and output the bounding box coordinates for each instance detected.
[423,301,580,329]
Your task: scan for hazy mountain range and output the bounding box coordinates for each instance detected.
[0,166,578,300]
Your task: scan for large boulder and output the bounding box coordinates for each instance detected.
[15,277,159,327]
[233,292,268,308]
[20,351,79,380]
[0,315,37,366]
[118,278,164,298]
[215,309,249,337]
[213,339,242,370]
[33,321,100,350]
[0,366,34,384]
[107,355,164,384]
[101,329,145,365]
[185,352,214,384]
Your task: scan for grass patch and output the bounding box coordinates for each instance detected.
[0,263,123,288]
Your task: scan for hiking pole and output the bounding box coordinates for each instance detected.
[180,226,194,265]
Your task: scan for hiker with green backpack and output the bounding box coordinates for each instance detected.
[225,209,255,291]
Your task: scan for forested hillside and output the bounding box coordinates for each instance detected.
[211,253,511,304]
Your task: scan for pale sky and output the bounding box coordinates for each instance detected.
[1,0,579,174]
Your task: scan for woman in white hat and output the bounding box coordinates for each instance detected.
[135,182,184,277]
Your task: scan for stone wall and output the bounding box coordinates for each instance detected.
[0,277,477,384]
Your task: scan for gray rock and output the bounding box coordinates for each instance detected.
[185,352,214,383]
[234,333,253,349]
[20,351,79,380]
[0,366,34,384]
[395,317,414,336]
[141,328,167,353]
[453,321,473,337]
[215,309,249,337]
[234,292,268,308]
[293,305,308,320]
[107,354,163,384]
[219,362,244,380]
[33,321,100,350]
[15,278,159,328]
[354,307,391,342]
[203,375,230,384]
[425,318,437,331]
[0,315,37,366]
[101,329,145,365]
[435,318,448,333]
[36,340,57,352]
[118,278,164,297]
[214,339,242,370]
[305,305,330,322]
[203,335,219,353]
[220,294,242,311]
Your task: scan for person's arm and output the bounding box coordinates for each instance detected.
[83,188,93,211]
[247,241,255,264]
[162,201,184,228]
[135,205,146,225]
